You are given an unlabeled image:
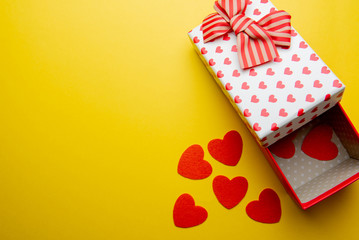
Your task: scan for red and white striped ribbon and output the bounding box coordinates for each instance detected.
[202,0,291,69]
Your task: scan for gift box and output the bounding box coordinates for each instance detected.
[188,0,359,209]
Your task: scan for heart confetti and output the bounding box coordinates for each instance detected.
[173,194,208,228]
[208,130,243,166]
[213,175,248,209]
[301,124,338,161]
[246,188,281,224]
[177,145,212,179]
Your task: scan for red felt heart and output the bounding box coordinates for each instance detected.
[246,188,281,224]
[208,130,243,166]
[301,125,338,161]
[173,193,208,228]
[213,175,248,209]
[177,145,212,179]
[269,133,296,159]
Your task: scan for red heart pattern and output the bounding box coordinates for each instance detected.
[246,188,281,223]
[213,175,248,209]
[301,124,338,161]
[177,145,212,180]
[173,194,208,228]
[188,0,345,146]
[208,130,243,166]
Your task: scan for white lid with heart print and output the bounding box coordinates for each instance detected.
[188,0,345,147]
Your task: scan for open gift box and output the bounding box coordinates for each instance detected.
[188,0,359,209]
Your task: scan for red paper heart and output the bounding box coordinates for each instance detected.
[208,130,243,166]
[269,134,296,159]
[177,145,212,179]
[173,194,208,228]
[213,175,248,209]
[246,188,281,224]
[301,125,338,161]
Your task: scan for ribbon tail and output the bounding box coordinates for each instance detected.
[202,13,231,43]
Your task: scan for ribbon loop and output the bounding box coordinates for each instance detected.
[202,0,291,69]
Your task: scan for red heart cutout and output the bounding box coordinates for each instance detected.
[213,175,248,209]
[269,133,296,159]
[208,130,243,166]
[177,145,212,179]
[246,188,281,224]
[301,125,338,161]
[173,194,208,228]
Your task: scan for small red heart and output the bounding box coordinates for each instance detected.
[223,34,230,41]
[313,80,323,88]
[177,145,212,180]
[241,82,250,90]
[324,103,330,109]
[216,46,223,53]
[284,67,293,75]
[321,66,330,74]
[261,108,269,117]
[251,95,259,103]
[232,70,240,77]
[273,56,282,62]
[271,123,279,131]
[298,108,304,116]
[201,47,207,54]
[266,68,275,76]
[253,123,262,131]
[253,9,261,15]
[269,133,296,159]
[301,125,338,161]
[311,107,318,113]
[324,94,331,101]
[213,175,248,209]
[224,57,232,65]
[209,59,215,66]
[290,30,297,37]
[246,189,281,224]
[258,81,267,89]
[225,83,233,90]
[249,69,257,76]
[208,130,243,166]
[193,36,200,43]
[234,95,242,103]
[310,53,319,61]
[279,108,288,117]
[306,94,315,102]
[269,94,277,103]
[173,194,208,228]
[217,71,224,78]
[286,122,293,127]
[260,0,268,3]
[311,114,318,120]
[276,81,285,89]
[287,94,296,103]
[302,67,311,75]
[333,79,343,88]
[299,118,306,124]
[291,54,300,62]
[231,45,238,52]
[243,109,251,117]
[299,41,308,49]
[295,80,304,88]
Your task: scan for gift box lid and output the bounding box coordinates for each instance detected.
[188,0,345,147]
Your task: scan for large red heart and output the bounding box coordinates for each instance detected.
[212,175,248,209]
[269,133,297,159]
[177,145,212,179]
[301,124,338,161]
[173,193,208,228]
[208,130,243,166]
[246,188,281,224]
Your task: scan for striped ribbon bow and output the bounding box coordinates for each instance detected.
[202,0,292,69]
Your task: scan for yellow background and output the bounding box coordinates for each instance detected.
[1,0,359,239]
